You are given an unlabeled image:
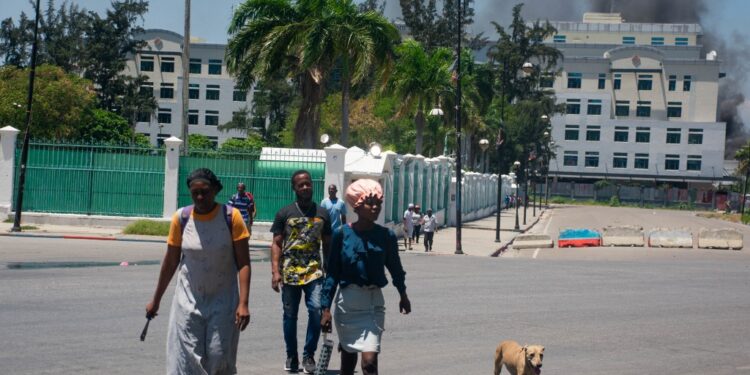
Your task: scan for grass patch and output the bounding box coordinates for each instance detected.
[20,225,38,230]
[122,220,171,236]
[696,212,744,224]
[549,196,701,211]
[3,218,12,223]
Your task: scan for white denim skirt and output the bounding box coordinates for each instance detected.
[334,284,386,353]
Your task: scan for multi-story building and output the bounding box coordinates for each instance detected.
[541,13,726,186]
[124,29,251,147]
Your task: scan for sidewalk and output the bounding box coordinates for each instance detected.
[406,206,546,256]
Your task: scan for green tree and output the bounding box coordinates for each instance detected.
[248,76,297,144]
[386,40,453,155]
[219,136,266,153]
[188,134,215,150]
[117,74,158,140]
[75,108,148,145]
[0,12,34,66]
[38,1,90,72]
[399,0,474,51]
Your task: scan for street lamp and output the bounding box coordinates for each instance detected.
[494,128,505,242]
[513,160,521,231]
[542,130,550,208]
[478,138,489,173]
[547,140,555,205]
[453,0,465,255]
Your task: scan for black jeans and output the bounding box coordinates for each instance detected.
[412,225,421,242]
[423,231,434,251]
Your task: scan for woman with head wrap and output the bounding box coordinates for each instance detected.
[146,168,252,374]
[320,179,411,375]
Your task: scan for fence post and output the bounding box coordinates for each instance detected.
[324,144,347,199]
[163,136,183,218]
[0,126,20,217]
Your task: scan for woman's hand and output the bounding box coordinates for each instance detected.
[235,304,251,331]
[145,299,160,319]
[320,308,333,333]
[399,295,411,315]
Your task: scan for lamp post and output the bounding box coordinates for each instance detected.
[453,0,464,255]
[513,160,521,231]
[494,128,504,242]
[546,140,554,205]
[479,139,489,173]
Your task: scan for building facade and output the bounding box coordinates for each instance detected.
[541,13,726,184]
[123,29,252,147]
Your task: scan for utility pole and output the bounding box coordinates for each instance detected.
[454,0,464,254]
[181,0,191,155]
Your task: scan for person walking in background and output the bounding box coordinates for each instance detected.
[228,182,256,231]
[146,168,251,374]
[321,184,347,230]
[422,208,438,252]
[321,179,411,375]
[411,205,423,244]
[402,204,414,250]
[271,170,332,374]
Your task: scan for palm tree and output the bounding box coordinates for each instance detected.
[387,40,452,155]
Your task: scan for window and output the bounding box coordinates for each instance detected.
[688,129,703,144]
[566,99,581,114]
[160,83,174,99]
[540,74,554,88]
[668,75,677,91]
[565,125,580,140]
[140,55,154,71]
[189,84,200,100]
[614,74,621,90]
[567,72,582,89]
[615,101,629,117]
[665,154,680,170]
[563,151,578,166]
[206,84,220,100]
[636,101,651,117]
[666,128,681,144]
[634,153,649,169]
[157,133,170,147]
[651,36,665,46]
[208,59,222,75]
[188,110,199,125]
[636,127,650,143]
[598,74,606,89]
[233,88,247,102]
[622,36,636,45]
[667,102,682,118]
[675,37,689,46]
[585,151,600,167]
[158,108,171,124]
[140,81,154,96]
[586,126,601,141]
[613,153,628,169]
[587,99,602,115]
[137,111,151,122]
[637,74,653,90]
[205,110,220,126]
[161,57,175,73]
[208,136,219,149]
[614,127,629,142]
[683,75,692,91]
[553,35,566,43]
[189,58,201,74]
[687,155,702,171]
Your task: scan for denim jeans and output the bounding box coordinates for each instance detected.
[281,278,322,358]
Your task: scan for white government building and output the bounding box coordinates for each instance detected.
[124,29,252,147]
[542,13,726,186]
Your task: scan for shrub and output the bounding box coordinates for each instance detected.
[609,196,620,207]
[123,220,171,236]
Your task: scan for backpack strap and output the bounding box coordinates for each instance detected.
[180,204,232,235]
[180,205,194,235]
[222,204,233,232]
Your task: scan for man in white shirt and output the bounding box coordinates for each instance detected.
[422,208,438,252]
[403,204,414,250]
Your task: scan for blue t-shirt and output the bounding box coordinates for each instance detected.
[321,198,347,229]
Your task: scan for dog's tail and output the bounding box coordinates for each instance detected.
[494,344,503,375]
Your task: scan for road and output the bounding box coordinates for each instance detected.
[1,207,750,374]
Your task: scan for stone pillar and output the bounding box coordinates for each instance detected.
[395,156,406,221]
[324,144,348,199]
[381,151,397,224]
[163,136,183,218]
[0,126,20,216]
[423,159,432,211]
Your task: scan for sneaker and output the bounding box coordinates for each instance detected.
[285,355,299,372]
[302,356,316,374]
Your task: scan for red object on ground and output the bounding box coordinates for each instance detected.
[558,238,601,248]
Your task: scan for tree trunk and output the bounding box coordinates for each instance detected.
[340,60,350,147]
[294,71,323,148]
[415,100,425,155]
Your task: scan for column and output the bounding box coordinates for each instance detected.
[163,136,183,218]
[0,126,20,214]
[324,143,348,197]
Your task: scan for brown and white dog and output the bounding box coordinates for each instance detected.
[494,340,544,375]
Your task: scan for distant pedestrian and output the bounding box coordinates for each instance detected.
[270,170,332,374]
[146,168,251,374]
[321,178,411,375]
[504,195,510,210]
[422,208,438,252]
[412,205,423,244]
[321,184,347,230]
[403,204,414,250]
[228,182,256,231]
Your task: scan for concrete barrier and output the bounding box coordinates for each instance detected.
[697,228,743,250]
[602,226,645,247]
[512,234,554,249]
[648,228,693,248]
[558,228,601,248]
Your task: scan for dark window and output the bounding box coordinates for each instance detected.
[613,153,627,168]
[567,73,582,89]
[140,84,154,97]
[614,75,621,90]
[683,75,692,91]
[206,85,220,100]
[189,84,199,100]
[566,100,581,114]
[158,109,171,124]
[563,151,578,166]
[665,155,680,170]
[615,101,629,117]
[687,156,702,171]
[586,126,601,141]
[565,125,579,140]
[208,59,222,75]
[666,128,681,144]
[598,74,606,89]
[553,35,566,43]
[636,102,651,117]
[585,152,600,167]
[634,154,649,169]
[157,133,170,147]
[622,36,635,45]
[137,111,151,122]
[160,84,174,99]
[540,75,554,88]
[161,58,175,73]
[614,127,628,142]
[587,100,602,115]
[140,56,154,71]
[188,110,199,125]
[688,129,703,145]
[636,127,650,143]
[651,37,664,46]
[205,110,219,126]
[667,102,682,118]
[668,75,677,91]
[189,58,201,74]
[233,89,247,102]
[675,37,689,46]
[637,75,653,90]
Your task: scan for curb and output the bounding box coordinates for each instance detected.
[0,232,164,243]
[491,209,547,257]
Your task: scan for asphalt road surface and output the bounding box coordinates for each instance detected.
[1,209,750,374]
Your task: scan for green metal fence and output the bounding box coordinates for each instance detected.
[177,149,326,222]
[13,142,165,217]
